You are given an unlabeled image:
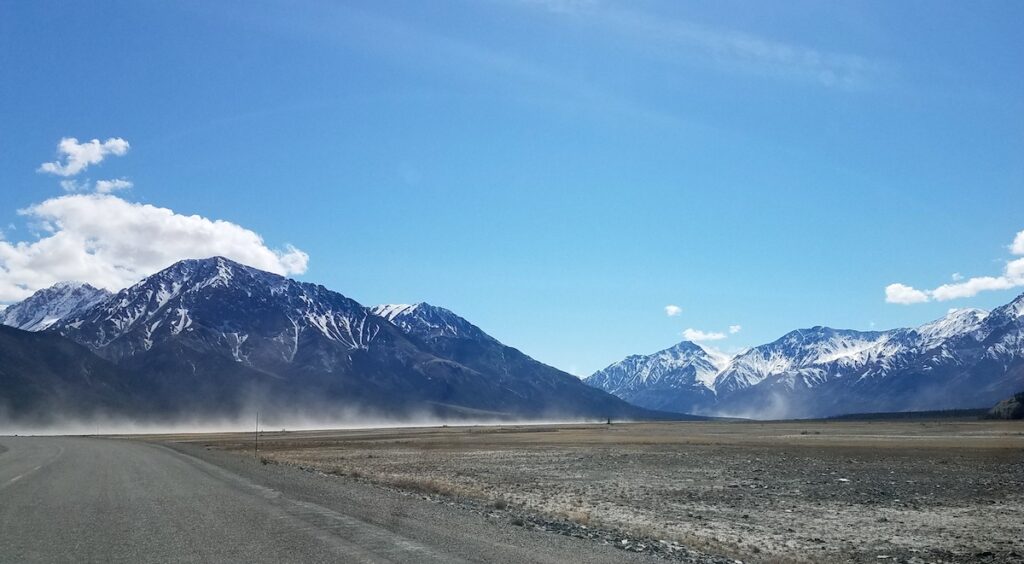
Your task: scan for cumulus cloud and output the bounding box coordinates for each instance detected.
[885,283,931,305]
[930,263,1024,301]
[664,304,682,317]
[38,137,130,177]
[728,324,742,334]
[0,194,308,302]
[1013,230,1024,255]
[885,230,1024,304]
[682,328,726,342]
[95,178,133,193]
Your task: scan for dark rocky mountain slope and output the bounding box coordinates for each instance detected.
[0,257,665,422]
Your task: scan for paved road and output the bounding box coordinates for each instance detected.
[0,436,658,563]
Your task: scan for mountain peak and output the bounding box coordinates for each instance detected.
[0,281,112,331]
[913,307,989,349]
[1008,292,1024,318]
[161,255,247,275]
[135,256,288,297]
[53,257,375,358]
[587,340,726,398]
[50,280,96,290]
[668,340,704,352]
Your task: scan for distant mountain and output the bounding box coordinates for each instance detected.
[0,282,110,331]
[0,257,662,421]
[587,295,1024,419]
[585,341,727,414]
[712,327,894,395]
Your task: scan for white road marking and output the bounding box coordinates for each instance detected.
[0,445,63,490]
[2,465,40,489]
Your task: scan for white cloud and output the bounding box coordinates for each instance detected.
[1012,229,1024,255]
[885,230,1024,304]
[0,194,308,302]
[682,328,726,342]
[95,178,133,194]
[728,324,742,334]
[59,179,89,192]
[59,176,134,195]
[885,283,930,305]
[664,304,682,317]
[38,137,130,177]
[930,265,1023,301]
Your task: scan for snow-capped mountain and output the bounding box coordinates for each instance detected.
[0,282,111,331]
[54,257,385,369]
[587,295,1024,418]
[371,303,496,344]
[586,342,727,413]
[10,255,1018,421]
[714,327,894,395]
[914,308,988,349]
[7,256,656,420]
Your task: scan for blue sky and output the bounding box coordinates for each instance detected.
[1,1,1022,375]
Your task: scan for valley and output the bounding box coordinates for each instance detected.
[177,419,1024,564]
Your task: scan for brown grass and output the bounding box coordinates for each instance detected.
[161,420,1024,564]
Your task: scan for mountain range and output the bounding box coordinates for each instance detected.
[4,256,1021,423]
[0,257,663,424]
[587,296,1024,418]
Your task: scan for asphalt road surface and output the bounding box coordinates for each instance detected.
[0,436,661,563]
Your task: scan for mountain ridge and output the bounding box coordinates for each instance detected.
[7,256,1019,421]
[587,297,1024,418]
[2,257,667,422]
[0,282,111,332]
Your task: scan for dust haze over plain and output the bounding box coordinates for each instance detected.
[0,404,608,436]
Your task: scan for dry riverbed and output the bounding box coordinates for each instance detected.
[171,420,1024,563]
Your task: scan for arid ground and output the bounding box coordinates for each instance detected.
[169,420,1024,563]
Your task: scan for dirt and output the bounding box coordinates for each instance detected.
[172,420,1024,563]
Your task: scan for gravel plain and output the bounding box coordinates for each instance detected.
[179,419,1024,564]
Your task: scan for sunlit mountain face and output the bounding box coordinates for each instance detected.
[587,296,1024,419]
[2,257,671,423]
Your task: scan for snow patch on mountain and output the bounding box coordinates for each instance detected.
[371,302,495,343]
[0,281,112,331]
[588,297,1024,418]
[587,341,728,396]
[52,257,382,361]
[915,308,988,349]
